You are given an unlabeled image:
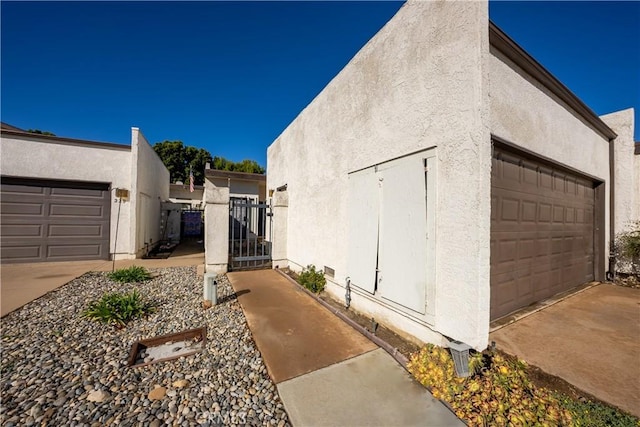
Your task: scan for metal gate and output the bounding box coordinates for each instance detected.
[229,197,272,271]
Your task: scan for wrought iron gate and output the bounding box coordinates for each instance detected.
[228,197,272,271]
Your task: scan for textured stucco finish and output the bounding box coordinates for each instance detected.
[0,133,134,256]
[204,178,230,274]
[209,177,266,201]
[266,0,623,350]
[600,109,639,233]
[267,1,491,349]
[271,191,289,269]
[1,128,170,259]
[489,48,611,270]
[130,128,170,256]
[169,185,204,208]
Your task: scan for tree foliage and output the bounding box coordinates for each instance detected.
[212,157,265,174]
[27,129,56,136]
[153,140,264,185]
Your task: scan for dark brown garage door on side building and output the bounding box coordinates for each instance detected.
[1,177,111,263]
[490,145,601,320]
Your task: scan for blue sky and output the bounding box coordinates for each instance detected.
[2,1,638,168]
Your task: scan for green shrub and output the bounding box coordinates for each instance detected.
[108,265,152,283]
[558,395,638,427]
[82,290,155,327]
[615,222,640,278]
[616,223,640,259]
[298,265,325,293]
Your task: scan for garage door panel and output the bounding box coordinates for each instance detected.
[48,224,105,237]
[0,183,45,194]
[49,203,105,217]
[1,178,110,263]
[522,163,538,185]
[1,202,44,216]
[1,244,41,261]
[491,146,596,320]
[50,187,105,198]
[1,224,43,237]
[47,243,104,259]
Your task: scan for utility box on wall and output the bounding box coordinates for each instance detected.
[115,188,130,200]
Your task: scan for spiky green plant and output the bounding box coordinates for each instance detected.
[82,290,155,327]
[108,265,152,283]
[298,265,325,293]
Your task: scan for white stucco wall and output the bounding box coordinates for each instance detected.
[130,128,170,255]
[489,48,612,270]
[209,177,265,201]
[169,185,204,208]
[0,133,134,256]
[600,108,638,233]
[267,1,491,349]
[203,178,230,274]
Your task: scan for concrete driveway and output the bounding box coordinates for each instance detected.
[490,283,640,417]
[1,241,204,317]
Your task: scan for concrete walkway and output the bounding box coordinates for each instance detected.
[1,240,204,317]
[490,284,640,417]
[228,269,463,426]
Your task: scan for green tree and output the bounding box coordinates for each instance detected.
[153,140,264,184]
[212,156,231,171]
[210,156,264,173]
[153,140,187,183]
[27,129,56,136]
[233,159,265,174]
[185,146,213,186]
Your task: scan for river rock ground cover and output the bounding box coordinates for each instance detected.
[1,266,290,426]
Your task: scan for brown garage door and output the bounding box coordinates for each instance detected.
[1,177,111,263]
[491,147,595,320]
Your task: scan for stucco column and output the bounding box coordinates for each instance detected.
[271,190,288,269]
[204,180,230,274]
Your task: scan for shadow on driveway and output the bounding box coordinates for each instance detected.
[490,283,640,417]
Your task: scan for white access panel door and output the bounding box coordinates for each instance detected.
[378,155,429,314]
[347,167,379,293]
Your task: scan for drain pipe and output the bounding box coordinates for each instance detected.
[275,268,408,368]
[607,137,616,281]
[344,277,351,309]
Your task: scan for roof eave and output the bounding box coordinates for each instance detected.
[489,21,617,141]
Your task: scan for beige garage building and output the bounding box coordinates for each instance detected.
[1,123,170,263]
[264,1,639,350]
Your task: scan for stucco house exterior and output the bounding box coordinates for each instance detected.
[169,183,205,210]
[1,123,170,262]
[203,169,268,273]
[266,1,639,350]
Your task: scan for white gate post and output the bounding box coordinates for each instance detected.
[204,178,229,274]
[271,190,288,269]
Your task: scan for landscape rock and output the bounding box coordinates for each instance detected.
[0,267,290,426]
[148,386,167,400]
[87,390,110,403]
[173,379,190,388]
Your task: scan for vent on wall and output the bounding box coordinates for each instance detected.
[324,266,335,278]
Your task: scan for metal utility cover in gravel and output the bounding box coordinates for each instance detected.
[0,266,290,426]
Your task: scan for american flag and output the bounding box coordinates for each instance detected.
[189,169,194,193]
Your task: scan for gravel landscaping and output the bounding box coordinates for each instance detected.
[1,266,290,426]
